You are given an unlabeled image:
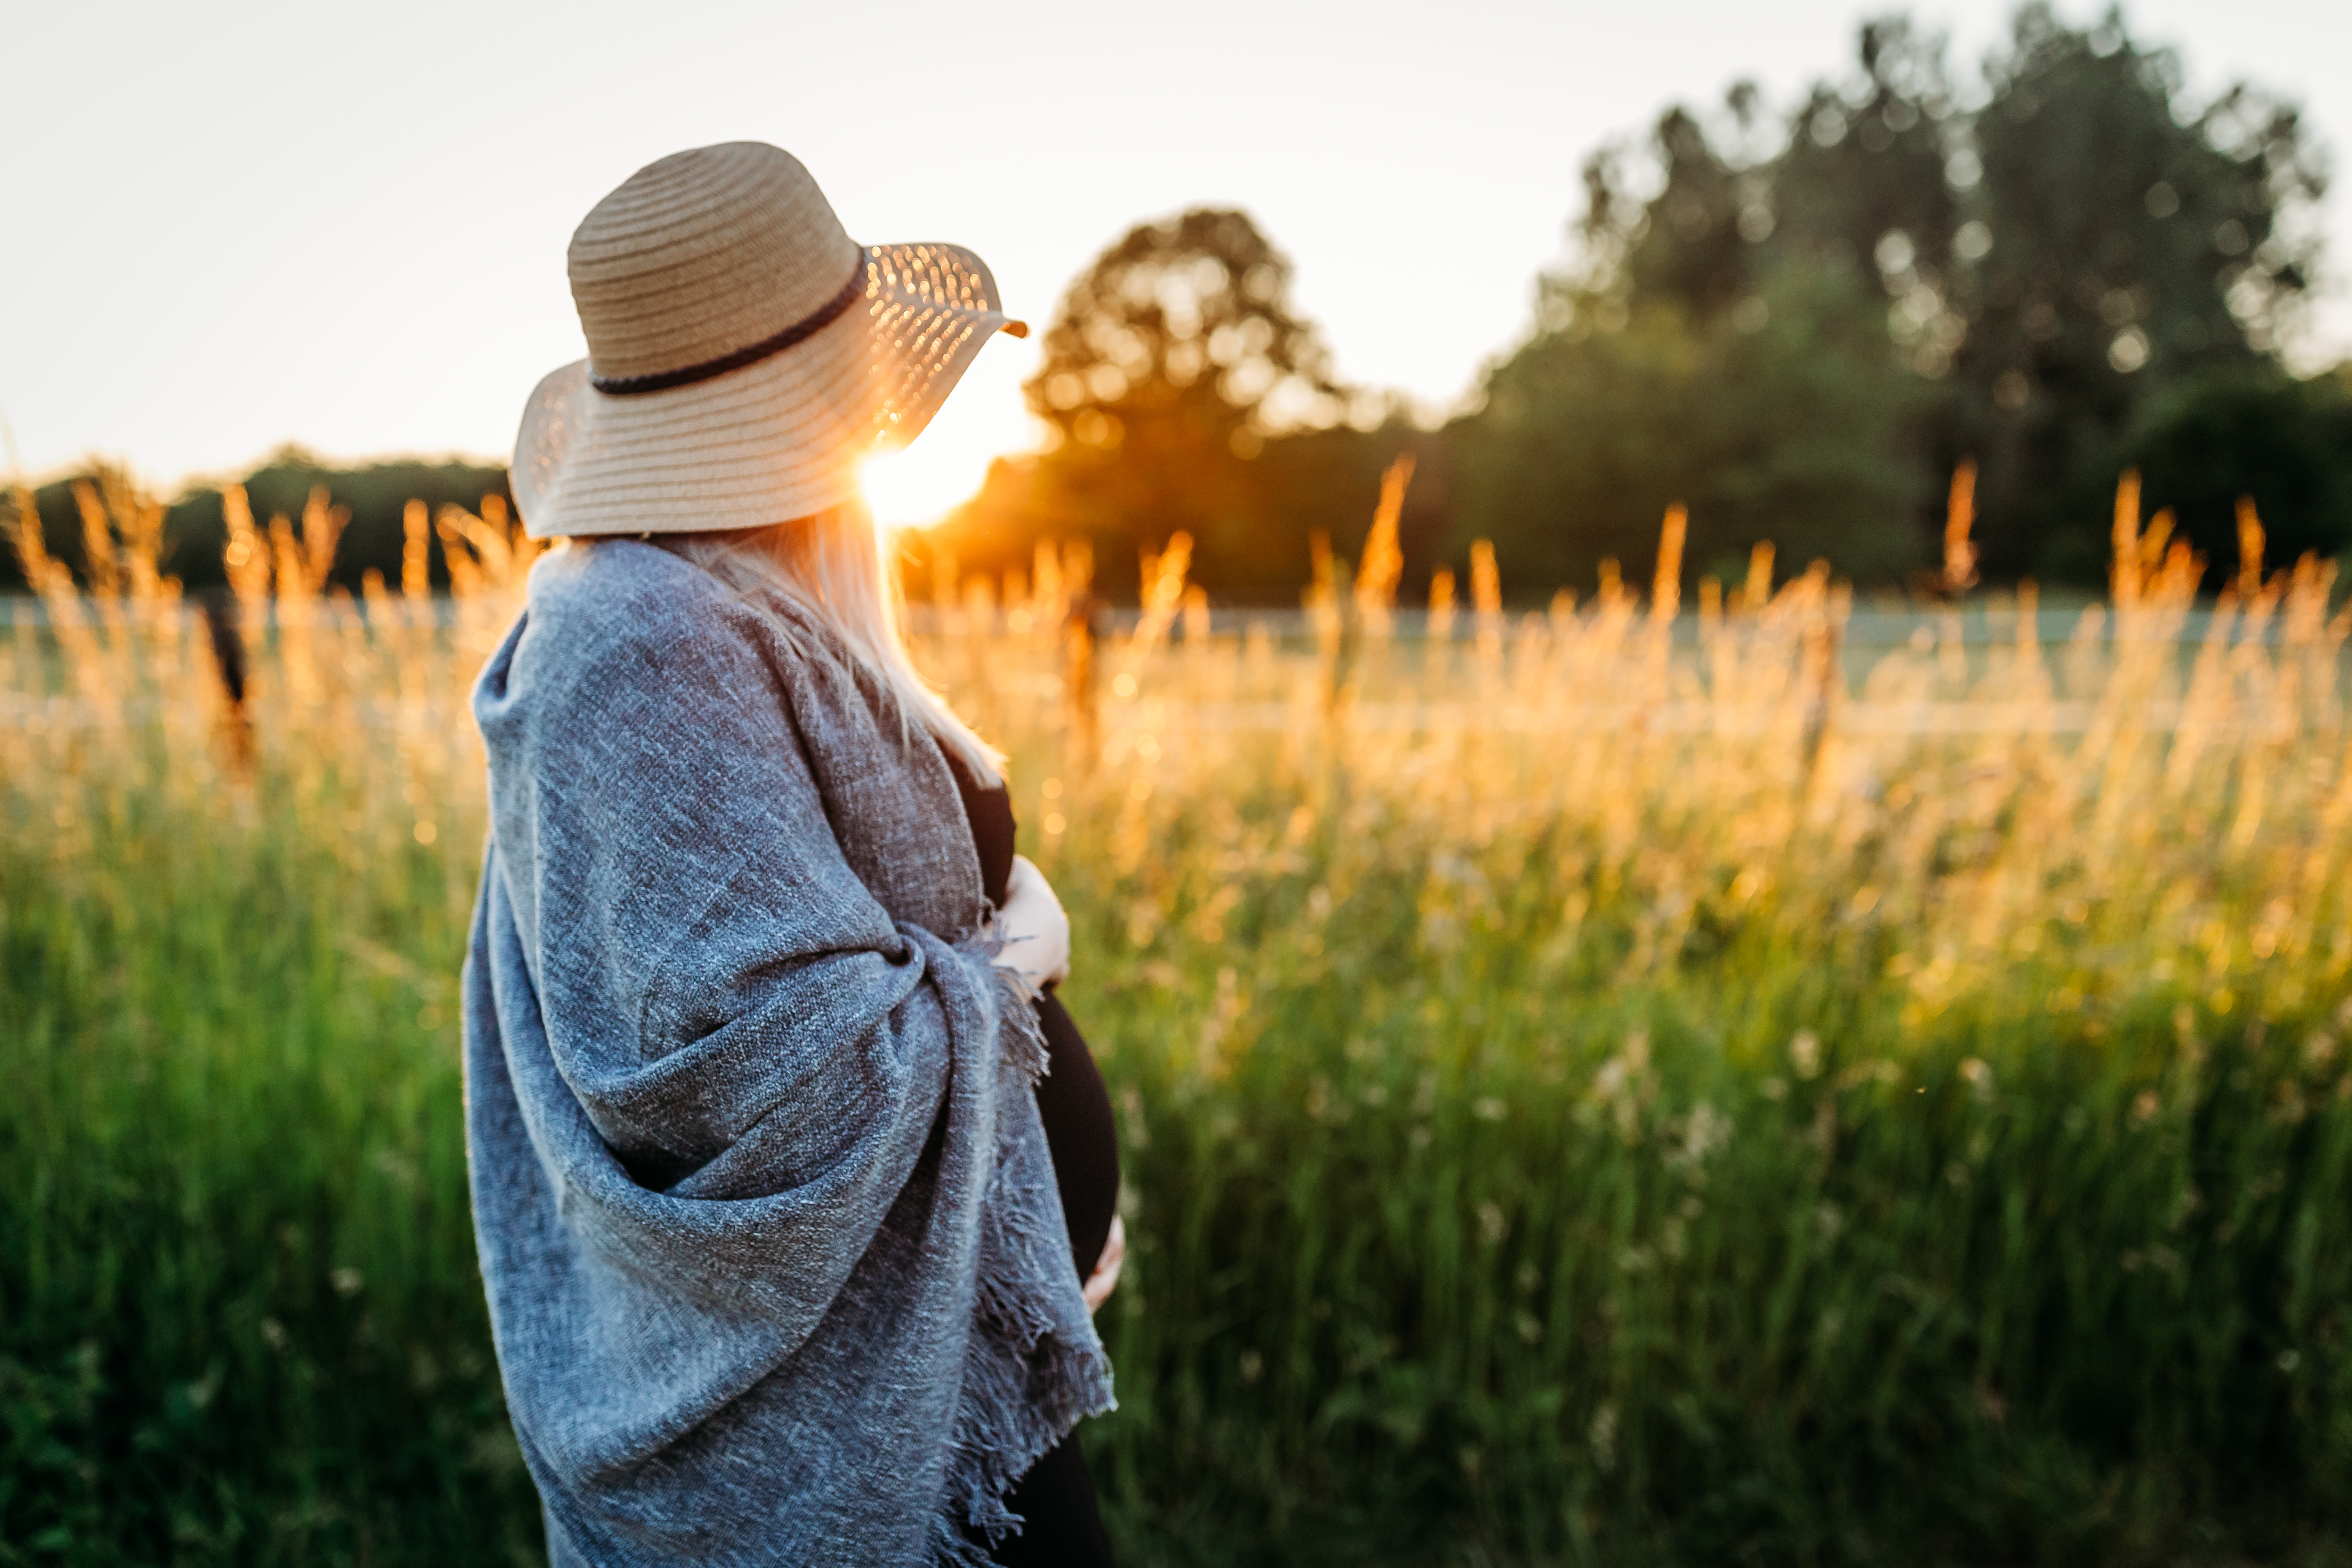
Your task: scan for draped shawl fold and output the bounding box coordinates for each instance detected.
[461,538,1112,1566]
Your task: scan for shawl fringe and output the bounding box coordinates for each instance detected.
[932,956,1116,1563]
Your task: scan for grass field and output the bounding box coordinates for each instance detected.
[4,471,2350,1565]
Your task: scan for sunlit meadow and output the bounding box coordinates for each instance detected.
[3,466,2348,1565]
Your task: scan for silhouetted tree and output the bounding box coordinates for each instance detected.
[2110,371,2352,578]
[4,448,512,594]
[1771,20,1965,316]
[1451,260,1930,593]
[1957,5,2324,578]
[1450,4,2333,592]
[930,209,1380,601]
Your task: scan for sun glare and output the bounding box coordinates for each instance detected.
[860,444,981,531]
[859,336,1037,530]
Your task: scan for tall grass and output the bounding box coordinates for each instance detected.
[3,469,2348,1565]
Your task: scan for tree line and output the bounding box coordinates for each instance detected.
[926,4,2351,603]
[3,450,514,597]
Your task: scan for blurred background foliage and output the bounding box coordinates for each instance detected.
[925,3,2349,603]
[916,207,1439,604]
[0,450,513,597]
[10,4,2349,607]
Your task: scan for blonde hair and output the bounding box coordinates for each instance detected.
[662,507,1002,785]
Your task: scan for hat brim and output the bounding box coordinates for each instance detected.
[512,243,1023,539]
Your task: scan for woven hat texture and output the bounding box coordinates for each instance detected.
[512,142,1023,539]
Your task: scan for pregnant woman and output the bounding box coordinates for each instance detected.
[463,142,1122,1566]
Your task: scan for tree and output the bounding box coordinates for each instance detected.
[1955,5,2325,580]
[930,209,1363,601]
[1452,4,2329,592]
[1452,37,1953,593]
[1450,260,1930,593]
[1028,209,1346,456]
[1569,23,1960,345]
[2109,371,2352,579]
[1769,19,1965,338]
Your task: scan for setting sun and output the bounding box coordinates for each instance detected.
[859,334,1036,529]
[858,446,977,531]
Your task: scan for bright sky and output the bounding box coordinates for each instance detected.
[6,0,2347,526]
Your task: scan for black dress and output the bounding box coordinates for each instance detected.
[942,747,1119,1568]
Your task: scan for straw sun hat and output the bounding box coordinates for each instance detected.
[510,141,1026,539]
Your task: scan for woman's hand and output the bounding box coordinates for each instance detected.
[995,853,1070,990]
[1082,1214,1124,1313]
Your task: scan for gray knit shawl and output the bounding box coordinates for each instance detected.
[460,538,1112,1566]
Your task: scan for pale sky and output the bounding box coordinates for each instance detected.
[6,0,2347,525]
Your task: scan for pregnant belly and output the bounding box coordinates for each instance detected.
[1033,989,1120,1279]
